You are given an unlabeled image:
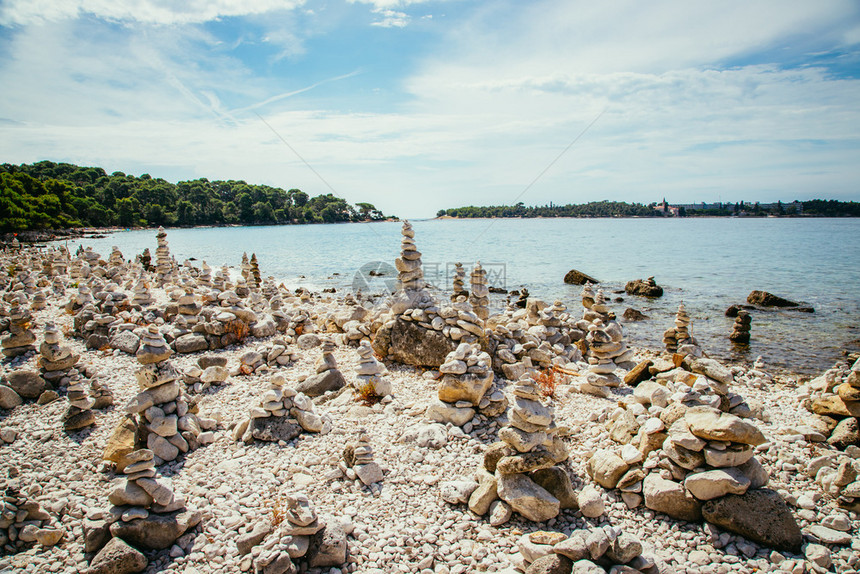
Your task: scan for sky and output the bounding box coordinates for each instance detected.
[0,1,859,218]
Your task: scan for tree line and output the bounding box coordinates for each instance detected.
[437,201,657,219]
[0,160,391,232]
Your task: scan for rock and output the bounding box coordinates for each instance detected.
[804,524,853,545]
[4,370,48,399]
[563,269,599,285]
[110,509,201,550]
[685,406,766,445]
[747,290,799,308]
[812,395,860,417]
[237,521,273,555]
[438,372,494,406]
[426,399,475,427]
[805,544,832,570]
[689,358,734,385]
[577,486,604,518]
[828,417,860,449]
[468,473,499,515]
[250,416,302,443]
[0,384,23,409]
[34,528,64,547]
[554,531,589,561]
[623,360,653,386]
[440,480,479,504]
[622,308,648,322]
[701,489,801,552]
[586,450,630,489]
[531,467,578,509]
[606,532,642,564]
[86,537,148,574]
[684,468,751,501]
[109,480,154,507]
[198,355,228,369]
[497,450,555,474]
[354,462,383,485]
[308,522,348,567]
[103,415,139,471]
[174,333,208,354]
[525,554,574,574]
[571,560,606,574]
[296,333,321,349]
[496,472,560,522]
[625,277,663,297]
[200,366,229,385]
[415,424,447,449]
[295,370,346,397]
[643,474,703,522]
[110,331,141,354]
[489,500,512,526]
[385,318,458,367]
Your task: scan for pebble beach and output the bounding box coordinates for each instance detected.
[1,225,859,574]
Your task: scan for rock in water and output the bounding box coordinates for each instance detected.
[746,290,800,308]
[701,489,802,552]
[563,269,599,285]
[625,277,663,297]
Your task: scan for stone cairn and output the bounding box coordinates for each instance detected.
[126,325,209,464]
[427,342,496,427]
[1,299,35,358]
[63,376,96,431]
[237,374,331,443]
[441,374,573,525]
[65,284,95,314]
[39,321,79,375]
[0,477,64,554]
[183,355,229,393]
[154,227,172,287]
[581,283,595,309]
[249,253,261,288]
[468,262,490,321]
[91,448,200,570]
[729,310,751,344]
[296,337,346,398]
[197,261,212,288]
[131,272,154,308]
[342,428,384,486]
[395,220,424,292]
[511,526,658,573]
[354,340,391,397]
[240,252,251,282]
[29,290,46,311]
[237,493,347,572]
[579,318,627,398]
[663,303,692,353]
[451,262,467,300]
[810,356,860,451]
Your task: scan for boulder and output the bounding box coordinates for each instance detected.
[0,384,23,409]
[438,372,494,406]
[525,554,574,574]
[563,269,599,285]
[4,370,48,399]
[496,472,560,522]
[308,521,348,567]
[625,277,663,297]
[174,333,208,354]
[86,537,148,574]
[701,489,801,552]
[622,308,648,322]
[384,318,458,367]
[295,370,345,397]
[110,509,201,550]
[623,360,653,386]
[685,406,766,445]
[747,290,799,308]
[586,450,629,489]
[109,331,141,354]
[530,467,578,510]
[828,417,860,449]
[426,399,475,427]
[250,416,302,443]
[812,396,860,418]
[643,474,703,522]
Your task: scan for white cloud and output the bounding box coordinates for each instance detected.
[370,9,410,28]
[0,0,304,27]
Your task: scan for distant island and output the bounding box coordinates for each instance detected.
[0,160,393,234]
[437,199,860,219]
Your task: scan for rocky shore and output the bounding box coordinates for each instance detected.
[0,227,858,574]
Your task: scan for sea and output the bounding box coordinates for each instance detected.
[58,217,860,375]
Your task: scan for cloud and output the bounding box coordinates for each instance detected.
[370,9,410,28]
[0,0,305,27]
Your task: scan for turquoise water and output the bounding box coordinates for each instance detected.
[63,218,860,374]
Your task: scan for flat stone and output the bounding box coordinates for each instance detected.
[251,416,302,442]
[685,406,766,445]
[110,331,141,354]
[237,521,273,555]
[295,369,345,397]
[0,384,23,409]
[685,468,751,501]
[804,524,853,545]
[496,472,560,522]
[643,474,703,522]
[4,370,48,399]
[702,488,801,552]
[496,449,555,474]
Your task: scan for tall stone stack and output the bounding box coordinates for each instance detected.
[51,276,65,297]
[131,272,154,308]
[472,376,573,524]
[29,290,47,311]
[198,262,212,288]
[452,263,468,300]
[126,325,205,464]
[154,227,172,287]
[395,221,424,292]
[63,377,96,431]
[250,253,261,288]
[1,299,36,358]
[51,248,68,277]
[39,321,80,379]
[240,252,251,282]
[469,262,490,322]
[354,340,391,397]
[729,310,751,344]
[177,287,200,321]
[238,374,331,443]
[428,342,494,427]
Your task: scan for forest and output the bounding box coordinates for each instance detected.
[0,161,390,232]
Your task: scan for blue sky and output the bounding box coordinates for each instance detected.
[1,0,858,218]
